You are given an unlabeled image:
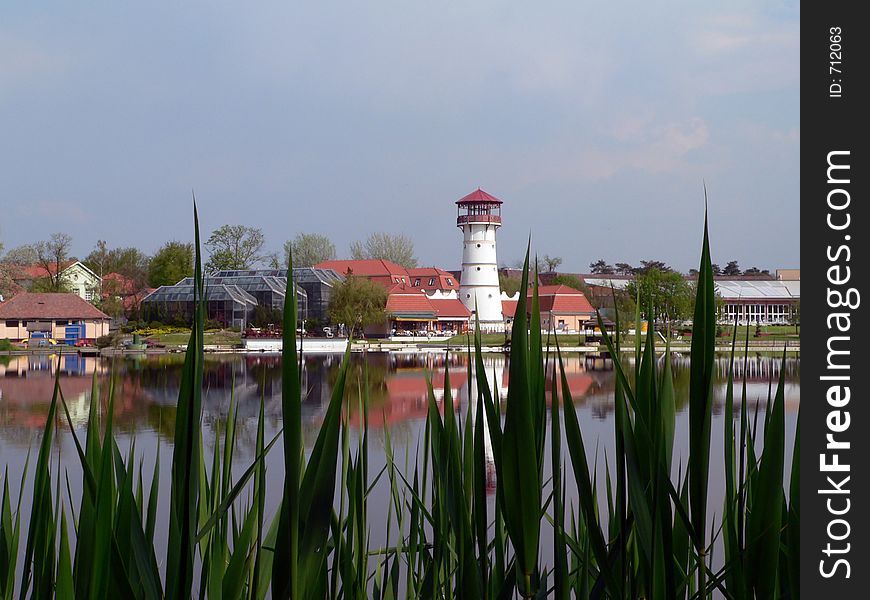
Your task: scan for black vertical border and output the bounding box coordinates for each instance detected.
[802,4,869,597]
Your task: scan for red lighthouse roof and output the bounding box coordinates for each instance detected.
[456,188,503,205]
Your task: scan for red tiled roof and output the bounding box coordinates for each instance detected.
[0,293,109,320]
[315,259,408,278]
[408,267,459,291]
[456,188,503,205]
[13,260,78,279]
[386,290,436,317]
[428,297,471,319]
[315,259,410,288]
[501,299,518,318]
[534,285,595,314]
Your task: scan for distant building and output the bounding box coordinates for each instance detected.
[314,259,409,288]
[407,267,459,293]
[140,268,342,328]
[499,285,595,332]
[11,261,101,302]
[536,285,596,332]
[714,278,799,325]
[776,269,800,281]
[0,292,110,342]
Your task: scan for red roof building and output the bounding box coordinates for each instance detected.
[314,259,410,289]
[0,292,110,342]
[408,267,459,292]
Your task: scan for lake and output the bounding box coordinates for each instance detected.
[0,350,799,585]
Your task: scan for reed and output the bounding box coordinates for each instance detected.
[0,202,798,599]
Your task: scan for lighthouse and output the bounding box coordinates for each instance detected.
[456,188,505,332]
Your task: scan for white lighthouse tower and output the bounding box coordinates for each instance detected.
[457,188,505,332]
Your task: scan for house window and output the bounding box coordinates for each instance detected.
[85,290,94,301]
[447,279,453,285]
[414,278,421,286]
[55,320,69,326]
[5,320,18,328]
[429,278,435,286]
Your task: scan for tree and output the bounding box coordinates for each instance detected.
[499,273,523,296]
[0,244,39,266]
[722,261,741,276]
[789,299,800,334]
[33,233,74,292]
[284,233,336,268]
[742,266,770,276]
[542,255,563,273]
[148,241,193,287]
[635,260,671,275]
[350,232,417,268]
[589,259,615,274]
[625,267,694,325]
[204,224,265,272]
[550,273,590,295]
[711,263,722,276]
[614,262,634,275]
[328,276,387,338]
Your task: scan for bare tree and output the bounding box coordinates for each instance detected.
[34,233,74,292]
[350,232,417,268]
[542,255,563,273]
[283,233,336,268]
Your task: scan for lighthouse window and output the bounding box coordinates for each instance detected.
[466,294,471,299]
[488,294,493,298]
[476,267,481,271]
[476,243,481,248]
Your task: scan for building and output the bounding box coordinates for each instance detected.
[408,267,459,293]
[12,260,101,302]
[456,188,504,332]
[498,286,595,332]
[714,278,799,325]
[0,292,110,342]
[141,272,309,329]
[536,285,597,332]
[314,259,410,288]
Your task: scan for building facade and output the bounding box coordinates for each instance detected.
[0,293,110,342]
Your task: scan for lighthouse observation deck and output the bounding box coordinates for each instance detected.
[455,188,503,228]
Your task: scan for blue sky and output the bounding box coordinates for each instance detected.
[1,1,799,272]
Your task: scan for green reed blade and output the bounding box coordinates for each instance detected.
[166,199,204,600]
[688,200,716,596]
[745,349,786,598]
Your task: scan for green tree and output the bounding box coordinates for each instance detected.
[284,233,336,268]
[614,262,634,275]
[499,273,523,296]
[722,260,741,276]
[625,267,694,325]
[148,241,193,287]
[328,276,387,338]
[789,299,800,334]
[205,224,265,272]
[589,259,615,274]
[350,232,417,268]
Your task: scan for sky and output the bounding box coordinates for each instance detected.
[0,1,799,273]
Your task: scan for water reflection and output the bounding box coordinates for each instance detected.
[0,352,799,448]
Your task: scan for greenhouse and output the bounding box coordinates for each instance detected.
[141,273,309,328]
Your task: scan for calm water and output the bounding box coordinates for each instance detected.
[0,351,799,583]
